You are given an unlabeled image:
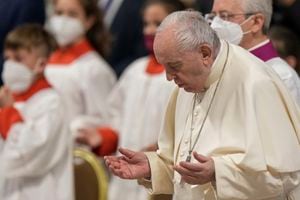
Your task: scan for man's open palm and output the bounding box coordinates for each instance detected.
[104,148,151,179]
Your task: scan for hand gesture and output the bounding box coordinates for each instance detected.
[174,152,215,185]
[104,148,151,180]
[0,86,14,108]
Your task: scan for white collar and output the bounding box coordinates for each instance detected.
[248,39,270,51]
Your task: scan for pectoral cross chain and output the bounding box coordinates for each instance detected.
[185,151,192,162]
[179,151,192,186]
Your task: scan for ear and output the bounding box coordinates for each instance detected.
[250,13,265,34]
[34,58,47,74]
[199,44,212,66]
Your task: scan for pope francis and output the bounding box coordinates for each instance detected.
[105,11,300,200]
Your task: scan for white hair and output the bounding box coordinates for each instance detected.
[157,11,220,55]
[241,0,272,34]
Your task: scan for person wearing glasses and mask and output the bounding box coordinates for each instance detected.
[206,0,300,106]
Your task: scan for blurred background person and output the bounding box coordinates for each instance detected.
[208,0,300,106]
[99,0,148,78]
[46,0,116,149]
[269,25,300,75]
[0,0,46,85]
[75,1,185,200]
[0,24,73,200]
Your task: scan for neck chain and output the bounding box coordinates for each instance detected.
[185,43,229,162]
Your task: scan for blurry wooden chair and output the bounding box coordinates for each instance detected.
[149,194,173,200]
[73,148,108,200]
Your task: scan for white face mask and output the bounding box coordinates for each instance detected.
[2,60,34,93]
[49,15,85,47]
[210,16,251,45]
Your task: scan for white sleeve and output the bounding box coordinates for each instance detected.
[213,155,300,199]
[0,137,3,152]
[106,59,148,129]
[268,58,300,106]
[105,71,130,129]
[139,88,179,194]
[72,63,116,129]
[282,76,300,107]
[2,93,69,178]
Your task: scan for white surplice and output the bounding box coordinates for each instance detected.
[0,88,73,200]
[249,39,300,106]
[46,45,116,134]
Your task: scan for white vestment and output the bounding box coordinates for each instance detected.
[249,39,300,106]
[46,47,116,134]
[140,41,300,200]
[0,87,73,200]
[266,57,300,105]
[107,57,175,200]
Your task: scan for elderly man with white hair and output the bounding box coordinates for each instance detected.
[105,11,300,200]
[208,0,300,105]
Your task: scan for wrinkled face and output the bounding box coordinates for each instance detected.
[154,29,212,93]
[211,0,254,47]
[143,4,169,36]
[54,0,93,31]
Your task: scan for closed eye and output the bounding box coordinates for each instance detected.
[167,62,182,70]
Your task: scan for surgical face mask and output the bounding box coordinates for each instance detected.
[144,34,155,55]
[2,60,34,93]
[210,16,251,45]
[49,15,85,47]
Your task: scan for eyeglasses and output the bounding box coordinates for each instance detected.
[204,11,255,22]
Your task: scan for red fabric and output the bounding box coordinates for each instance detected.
[0,106,23,140]
[145,55,165,75]
[48,39,93,65]
[13,77,52,102]
[93,127,118,156]
[0,77,51,139]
